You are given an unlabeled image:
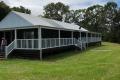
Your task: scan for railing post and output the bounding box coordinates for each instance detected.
[38,27,42,60]
[5,46,8,59]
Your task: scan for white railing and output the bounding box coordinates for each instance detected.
[5,40,15,58]
[42,38,73,49]
[15,37,101,49]
[88,37,101,43]
[5,37,101,58]
[78,38,87,49]
[42,38,59,49]
[60,38,73,46]
[15,38,74,49]
[16,39,39,49]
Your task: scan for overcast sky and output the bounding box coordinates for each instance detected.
[0,0,120,16]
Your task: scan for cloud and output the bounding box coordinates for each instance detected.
[0,0,118,16]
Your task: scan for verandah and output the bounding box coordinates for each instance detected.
[3,27,101,59]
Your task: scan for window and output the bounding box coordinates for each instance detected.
[24,31,34,39]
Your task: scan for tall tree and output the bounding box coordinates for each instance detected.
[12,6,31,14]
[65,9,86,25]
[104,2,118,32]
[0,1,11,21]
[110,9,120,43]
[43,2,70,21]
[103,2,118,41]
[82,5,105,32]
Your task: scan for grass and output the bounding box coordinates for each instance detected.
[0,42,120,80]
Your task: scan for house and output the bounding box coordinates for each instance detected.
[0,11,102,59]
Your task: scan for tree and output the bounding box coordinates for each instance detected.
[65,9,86,25]
[0,1,11,21]
[43,2,70,21]
[110,9,120,43]
[0,1,31,21]
[12,6,31,14]
[82,5,105,32]
[103,2,118,41]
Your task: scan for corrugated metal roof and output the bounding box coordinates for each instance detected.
[0,11,88,31]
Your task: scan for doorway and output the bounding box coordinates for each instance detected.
[0,30,14,45]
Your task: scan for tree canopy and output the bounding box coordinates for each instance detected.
[12,6,31,14]
[0,1,11,21]
[0,1,31,21]
[0,1,120,43]
[43,2,70,21]
[43,1,120,43]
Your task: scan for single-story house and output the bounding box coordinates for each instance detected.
[0,11,102,59]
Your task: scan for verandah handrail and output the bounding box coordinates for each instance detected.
[7,37,101,50]
[5,40,15,58]
[4,37,101,59]
[16,38,76,49]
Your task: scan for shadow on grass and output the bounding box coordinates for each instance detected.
[43,44,105,62]
[7,44,106,61]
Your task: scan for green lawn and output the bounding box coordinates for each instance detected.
[0,42,120,80]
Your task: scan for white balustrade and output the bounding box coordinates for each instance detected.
[5,36,102,58]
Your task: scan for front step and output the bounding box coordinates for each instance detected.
[0,52,5,60]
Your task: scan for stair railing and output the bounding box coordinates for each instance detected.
[5,40,15,59]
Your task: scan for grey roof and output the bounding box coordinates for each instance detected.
[0,11,88,32]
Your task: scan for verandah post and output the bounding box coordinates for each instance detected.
[71,31,73,45]
[80,31,82,50]
[15,29,17,48]
[59,30,61,47]
[91,32,92,42]
[38,27,42,60]
[86,32,88,47]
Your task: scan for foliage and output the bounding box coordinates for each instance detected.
[111,9,120,43]
[12,6,31,14]
[0,1,31,21]
[0,1,11,21]
[43,2,70,21]
[0,1,119,43]
[64,2,120,43]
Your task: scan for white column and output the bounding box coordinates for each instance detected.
[71,31,73,45]
[15,29,17,40]
[100,33,102,41]
[59,30,61,47]
[86,32,88,47]
[80,31,83,50]
[14,29,17,48]
[91,33,92,42]
[97,33,99,41]
[10,31,13,42]
[38,27,42,60]
[80,32,81,41]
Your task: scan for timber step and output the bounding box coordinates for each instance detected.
[0,52,5,59]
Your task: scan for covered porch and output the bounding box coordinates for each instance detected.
[0,27,101,59]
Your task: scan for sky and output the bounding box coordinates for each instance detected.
[0,0,120,16]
